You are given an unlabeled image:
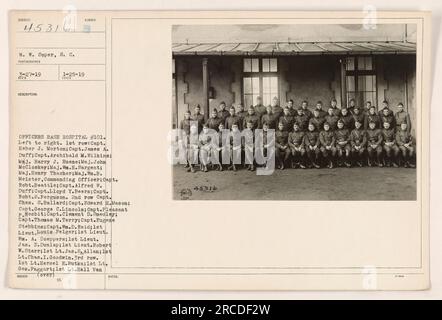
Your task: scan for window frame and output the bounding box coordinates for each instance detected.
[241,57,280,108]
[343,55,377,108]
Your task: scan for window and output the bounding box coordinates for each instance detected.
[242,58,279,107]
[344,56,376,107]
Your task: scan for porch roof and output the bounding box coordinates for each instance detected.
[172,41,416,56]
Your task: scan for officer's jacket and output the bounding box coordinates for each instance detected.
[243,113,261,131]
[275,130,289,147]
[366,129,383,145]
[309,117,326,132]
[304,131,320,147]
[395,111,411,129]
[382,128,396,144]
[225,115,242,130]
[205,117,222,131]
[272,106,283,119]
[325,115,339,130]
[350,129,367,147]
[364,113,381,129]
[179,119,192,136]
[314,109,327,119]
[254,104,267,117]
[380,113,396,128]
[288,131,305,147]
[340,114,355,130]
[395,130,414,146]
[192,113,205,132]
[330,107,342,117]
[352,112,366,126]
[295,114,310,131]
[279,115,295,132]
[301,108,313,120]
[261,113,278,129]
[217,109,230,122]
[236,111,247,122]
[335,129,350,143]
[319,130,335,147]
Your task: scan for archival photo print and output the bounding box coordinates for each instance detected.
[171,24,417,201]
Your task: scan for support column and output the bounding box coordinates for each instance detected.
[339,58,346,107]
[202,57,209,121]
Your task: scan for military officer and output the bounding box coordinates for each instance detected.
[304,123,321,169]
[334,119,351,167]
[288,123,306,169]
[319,122,337,169]
[350,120,367,167]
[382,121,399,167]
[395,122,415,168]
[275,122,291,170]
[242,105,261,131]
[366,120,384,167]
[225,106,242,130]
[279,106,295,132]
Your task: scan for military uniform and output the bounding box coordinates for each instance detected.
[366,128,383,165]
[288,131,306,167]
[217,109,230,123]
[314,108,327,119]
[279,114,295,132]
[272,105,284,119]
[275,129,290,169]
[254,104,267,118]
[351,112,366,128]
[225,115,242,130]
[295,113,310,131]
[319,129,337,167]
[236,110,247,124]
[382,127,399,166]
[380,112,396,129]
[179,118,192,136]
[205,117,222,131]
[395,129,415,166]
[330,106,342,117]
[395,110,411,133]
[309,116,326,132]
[301,107,313,120]
[261,112,278,130]
[334,128,351,164]
[324,114,339,131]
[191,113,205,133]
[350,128,367,165]
[340,114,355,130]
[304,131,321,167]
[364,113,381,130]
[243,113,261,131]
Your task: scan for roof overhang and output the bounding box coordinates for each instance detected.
[172,41,416,56]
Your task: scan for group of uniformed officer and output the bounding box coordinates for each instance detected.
[179,96,415,172]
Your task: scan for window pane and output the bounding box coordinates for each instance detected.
[365,57,373,70]
[252,59,259,72]
[244,95,253,109]
[243,58,251,72]
[243,77,252,94]
[262,58,270,72]
[346,76,355,92]
[271,77,278,92]
[172,58,175,74]
[358,56,373,70]
[346,57,355,70]
[252,77,259,92]
[357,57,365,70]
[269,58,277,72]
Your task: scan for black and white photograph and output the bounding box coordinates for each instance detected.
[172,23,417,201]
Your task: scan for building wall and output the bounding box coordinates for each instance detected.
[174,55,416,133]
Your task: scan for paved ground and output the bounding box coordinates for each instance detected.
[173,165,416,201]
